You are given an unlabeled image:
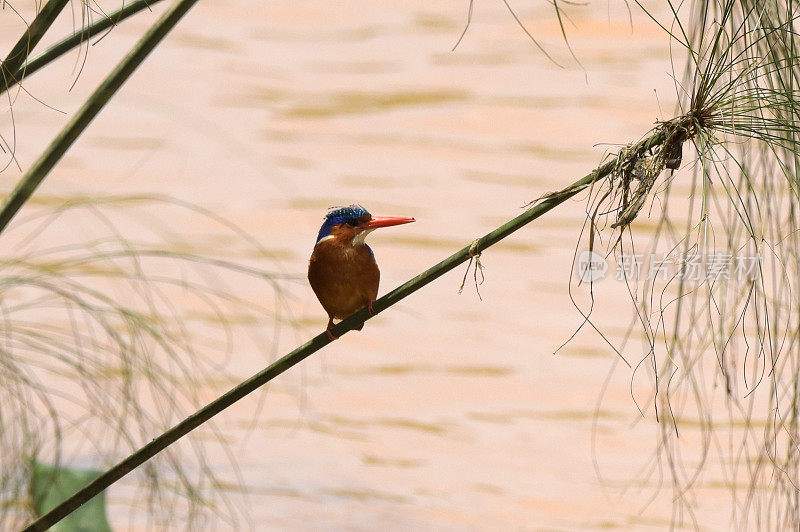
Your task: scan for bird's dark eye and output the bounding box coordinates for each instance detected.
[347,219,359,227]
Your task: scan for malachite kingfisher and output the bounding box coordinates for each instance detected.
[308,205,415,341]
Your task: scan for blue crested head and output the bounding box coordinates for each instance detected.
[316,205,371,243]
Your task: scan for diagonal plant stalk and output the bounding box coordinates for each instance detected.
[0,0,201,238]
[3,0,168,96]
[0,0,70,94]
[23,125,676,531]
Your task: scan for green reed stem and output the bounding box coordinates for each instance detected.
[22,127,669,532]
[0,0,70,94]
[0,0,201,239]
[3,0,168,96]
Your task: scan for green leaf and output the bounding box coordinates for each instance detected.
[31,462,112,532]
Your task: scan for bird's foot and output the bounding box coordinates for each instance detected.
[326,318,339,341]
[351,301,375,332]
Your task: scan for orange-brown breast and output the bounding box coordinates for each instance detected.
[308,240,380,320]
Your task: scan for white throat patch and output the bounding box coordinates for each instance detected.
[351,229,374,246]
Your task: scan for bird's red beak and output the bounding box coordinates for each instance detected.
[362,215,415,229]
